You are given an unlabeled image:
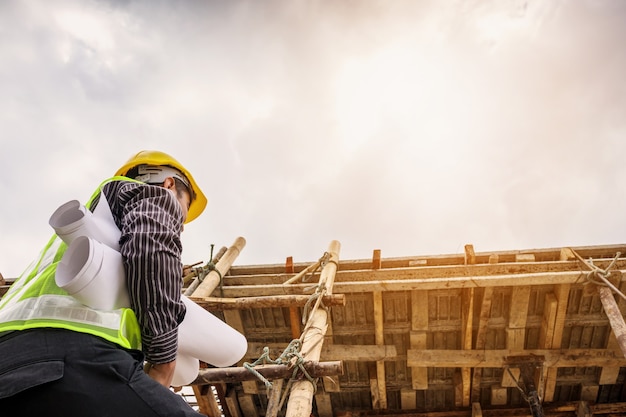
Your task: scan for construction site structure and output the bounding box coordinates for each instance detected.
[3,240,626,417]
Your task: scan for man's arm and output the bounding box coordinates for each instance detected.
[107,181,186,384]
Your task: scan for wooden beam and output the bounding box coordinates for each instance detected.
[314,393,333,417]
[401,388,416,410]
[410,290,429,390]
[237,393,259,417]
[471,287,494,401]
[539,292,558,349]
[192,361,343,384]
[224,386,242,417]
[543,284,571,403]
[219,270,614,297]
[189,295,343,311]
[372,249,382,270]
[472,402,483,417]
[577,401,592,417]
[266,378,284,417]
[460,288,474,407]
[373,291,387,409]
[224,257,626,286]
[192,385,222,417]
[408,348,626,368]
[465,244,476,265]
[246,343,397,362]
[599,286,626,359]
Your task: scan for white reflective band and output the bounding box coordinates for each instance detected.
[0,294,122,331]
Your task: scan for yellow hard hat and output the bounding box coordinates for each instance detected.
[115,150,207,223]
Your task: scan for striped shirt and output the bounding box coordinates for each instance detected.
[94,180,186,364]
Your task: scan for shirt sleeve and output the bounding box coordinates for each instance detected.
[105,181,186,364]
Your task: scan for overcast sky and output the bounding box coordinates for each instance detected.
[1,0,625,278]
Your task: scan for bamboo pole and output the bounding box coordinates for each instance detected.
[285,240,340,417]
[184,246,227,296]
[191,361,343,385]
[189,294,345,310]
[190,236,246,298]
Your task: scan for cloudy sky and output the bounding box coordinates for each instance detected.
[1,0,625,278]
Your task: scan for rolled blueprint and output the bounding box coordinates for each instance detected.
[49,194,120,251]
[55,235,130,310]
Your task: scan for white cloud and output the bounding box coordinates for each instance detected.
[1,0,626,277]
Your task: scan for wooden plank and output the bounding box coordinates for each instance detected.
[501,367,520,388]
[411,290,429,390]
[490,385,508,406]
[460,288,474,407]
[238,393,259,417]
[539,292,558,349]
[224,386,242,417]
[369,363,381,410]
[600,334,621,384]
[472,402,483,417]
[407,349,626,368]
[454,369,463,407]
[192,361,343,384]
[577,401,592,417]
[314,393,333,417]
[543,284,571,402]
[465,244,476,265]
[580,382,599,402]
[401,388,416,410]
[193,385,222,417]
[372,249,382,270]
[373,291,387,409]
[227,244,626,275]
[599,286,626,359]
[516,254,536,263]
[471,287,494,401]
[219,270,608,297]
[191,294,346,310]
[509,286,531,331]
[241,380,258,395]
[225,256,626,285]
[266,378,284,417]
[246,343,397,362]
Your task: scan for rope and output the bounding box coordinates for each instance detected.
[572,250,625,301]
[189,244,224,296]
[243,339,317,391]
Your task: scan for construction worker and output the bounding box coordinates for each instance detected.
[0,150,208,416]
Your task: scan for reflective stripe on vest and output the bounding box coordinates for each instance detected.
[0,179,142,350]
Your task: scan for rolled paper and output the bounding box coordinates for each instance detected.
[56,236,130,310]
[49,194,121,250]
[171,355,200,387]
[178,295,248,367]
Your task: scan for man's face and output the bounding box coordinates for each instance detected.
[173,185,191,224]
[164,178,191,225]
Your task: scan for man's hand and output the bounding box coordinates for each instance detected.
[146,360,177,387]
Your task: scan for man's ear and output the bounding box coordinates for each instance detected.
[163,177,176,190]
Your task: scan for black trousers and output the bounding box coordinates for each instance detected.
[0,329,202,417]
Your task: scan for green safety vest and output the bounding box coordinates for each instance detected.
[0,178,142,350]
